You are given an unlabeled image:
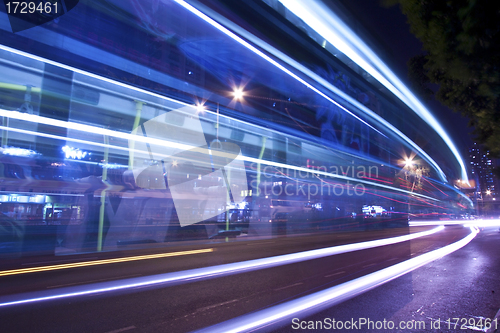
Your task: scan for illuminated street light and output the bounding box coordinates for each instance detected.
[233,87,244,100]
[404,158,414,168]
[196,104,205,113]
[486,190,491,195]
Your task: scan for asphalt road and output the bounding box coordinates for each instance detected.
[273,226,500,333]
[0,226,424,296]
[0,225,477,332]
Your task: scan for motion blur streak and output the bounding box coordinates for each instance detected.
[410,219,500,227]
[465,219,500,227]
[0,109,439,201]
[0,249,214,277]
[0,42,305,141]
[409,220,464,226]
[0,44,189,108]
[196,227,479,333]
[0,226,443,307]
[279,0,468,183]
[174,0,451,183]
[172,0,383,137]
[0,125,131,153]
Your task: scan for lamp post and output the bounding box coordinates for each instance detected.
[400,156,416,221]
[483,190,491,216]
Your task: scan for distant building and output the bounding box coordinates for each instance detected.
[469,143,498,199]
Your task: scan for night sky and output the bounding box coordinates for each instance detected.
[333,0,474,155]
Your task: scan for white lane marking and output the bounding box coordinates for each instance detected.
[197,299,239,312]
[325,271,345,278]
[105,326,136,333]
[362,263,377,268]
[246,242,275,246]
[274,283,303,291]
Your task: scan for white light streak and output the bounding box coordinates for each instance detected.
[0,109,439,201]
[410,219,500,227]
[177,0,451,182]
[172,0,385,138]
[195,226,479,333]
[464,219,500,228]
[0,44,189,108]
[0,226,443,307]
[279,0,468,183]
[0,4,460,184]
[409,220,464,227]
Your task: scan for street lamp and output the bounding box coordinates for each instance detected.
[196,103,205,113]
[404,157,414,168]
[233,87,244,100]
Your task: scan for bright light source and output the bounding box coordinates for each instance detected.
[62,146,88,160]
[2,147,37,157]
[196,104,205,113]
[486,190,491,195]
[233,88,244,100]
[404,158,413,168]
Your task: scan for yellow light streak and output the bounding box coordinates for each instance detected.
[0,248,213,277]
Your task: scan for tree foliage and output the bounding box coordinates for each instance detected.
[386,0,500,154]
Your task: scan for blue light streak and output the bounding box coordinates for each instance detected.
[279,0,469,183]
[172,1,385,138]
[178,0,451,182]
[0,226,443,307]
[195,226,479,333]
[0,109,440,201]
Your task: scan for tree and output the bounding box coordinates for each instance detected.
[386,0,500,155]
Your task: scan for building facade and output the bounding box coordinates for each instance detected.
[469,142,500,215]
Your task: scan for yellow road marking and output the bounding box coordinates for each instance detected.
[0,248,214,277]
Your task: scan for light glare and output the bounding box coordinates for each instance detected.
[233,88,244,100]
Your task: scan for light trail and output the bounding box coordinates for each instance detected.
[0,249,214,277]
[0,108,440,201]
[0,226,443,307]
[409,220,464,226]
[183,0,446,181]
[409,219,500,227]
[172,0,451,182]
[278,0,468,184]
[465,219,500,227]
[195,226,479,333]
[172,1,384,138]
[0,4,464,185]
[0,43,288,145]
